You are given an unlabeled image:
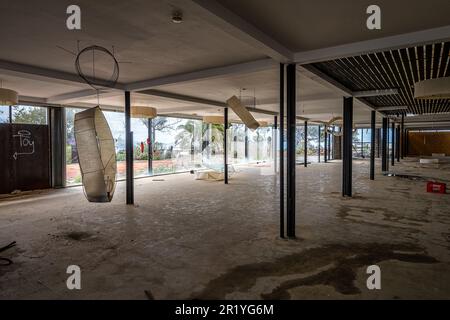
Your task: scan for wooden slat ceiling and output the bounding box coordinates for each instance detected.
[311,42,450,116]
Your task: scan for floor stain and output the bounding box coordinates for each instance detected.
[191,243,438,300]
[65,231,93,241]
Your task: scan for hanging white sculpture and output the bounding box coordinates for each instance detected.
[74,107,116,202]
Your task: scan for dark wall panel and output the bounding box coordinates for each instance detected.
[407,131,450,156]
[0,124,50,194]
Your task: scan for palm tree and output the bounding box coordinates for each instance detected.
[175,120,197,160]
[174,120,225,160]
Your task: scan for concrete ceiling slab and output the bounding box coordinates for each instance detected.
[0,0,265,83]
[215,0,450,52]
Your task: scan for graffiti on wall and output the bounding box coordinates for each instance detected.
[12,130,35,160]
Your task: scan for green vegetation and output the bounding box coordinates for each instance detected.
[12,105,47,124]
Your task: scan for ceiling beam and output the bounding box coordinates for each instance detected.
[298,65,352,97]
[140,89,225,108]
[47,89,121,104]
[294,25,450,64]
[139,89,280,117]
[375,106,408,111]
[127,58,276,92]
[18,96,47,104]
[353,89,399,97]
[157,105,212,114]
[189,0,293,62]
[64,102,123,112]
[0,59,125,90]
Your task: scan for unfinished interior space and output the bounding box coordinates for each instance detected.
[1,0,450,300]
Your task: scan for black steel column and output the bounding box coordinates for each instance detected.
[318,125,321,163]
[147,118,153,175]
[224,107,229,184]
[387,118,390,171]
[391,121,395,166]
[324,129,328,162]
[125,91,134,205]
[342,97,353,197]
[382,118,388,172]
[376,128,381,158]
[405,129,409,156]
[49,106,65,188]
[279,63,285,238]
[244,126,249,161]
[304,121,308,167]
[370,110,375,180]
[286,64,296,238]
[401,115,405,159]
[396,126,400,162]
[274,116,278,172]
[328,132,332,160]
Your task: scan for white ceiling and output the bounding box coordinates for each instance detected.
[0,0,445,125]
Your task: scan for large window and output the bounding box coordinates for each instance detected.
[352,128,371,158]
[296,124,322,163]
[133,117,204,176]
[65,108,277,186]
[0,105,48,125]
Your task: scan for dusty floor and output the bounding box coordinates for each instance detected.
[0,159,449,299]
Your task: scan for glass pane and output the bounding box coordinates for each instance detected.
[0,106,9,123]
[202,122,225,170]
[131,117,150,178]
[66,107,84,185]
[229,124,247,164]
[12,105,47,124]
[295,125,305,163]
[103,110,126,180]
[307,125,319,163]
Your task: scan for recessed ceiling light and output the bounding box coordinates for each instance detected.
[172,10,183,24]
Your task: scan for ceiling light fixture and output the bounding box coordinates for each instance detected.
[131,106,157,119]
[0,80,18,106]
[352,89,399,97]
[203,115,224,124]
[414,77,450,99]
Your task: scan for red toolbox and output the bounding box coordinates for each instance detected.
[427,181,446,194]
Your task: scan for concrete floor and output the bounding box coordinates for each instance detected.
[0,159,449,299]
